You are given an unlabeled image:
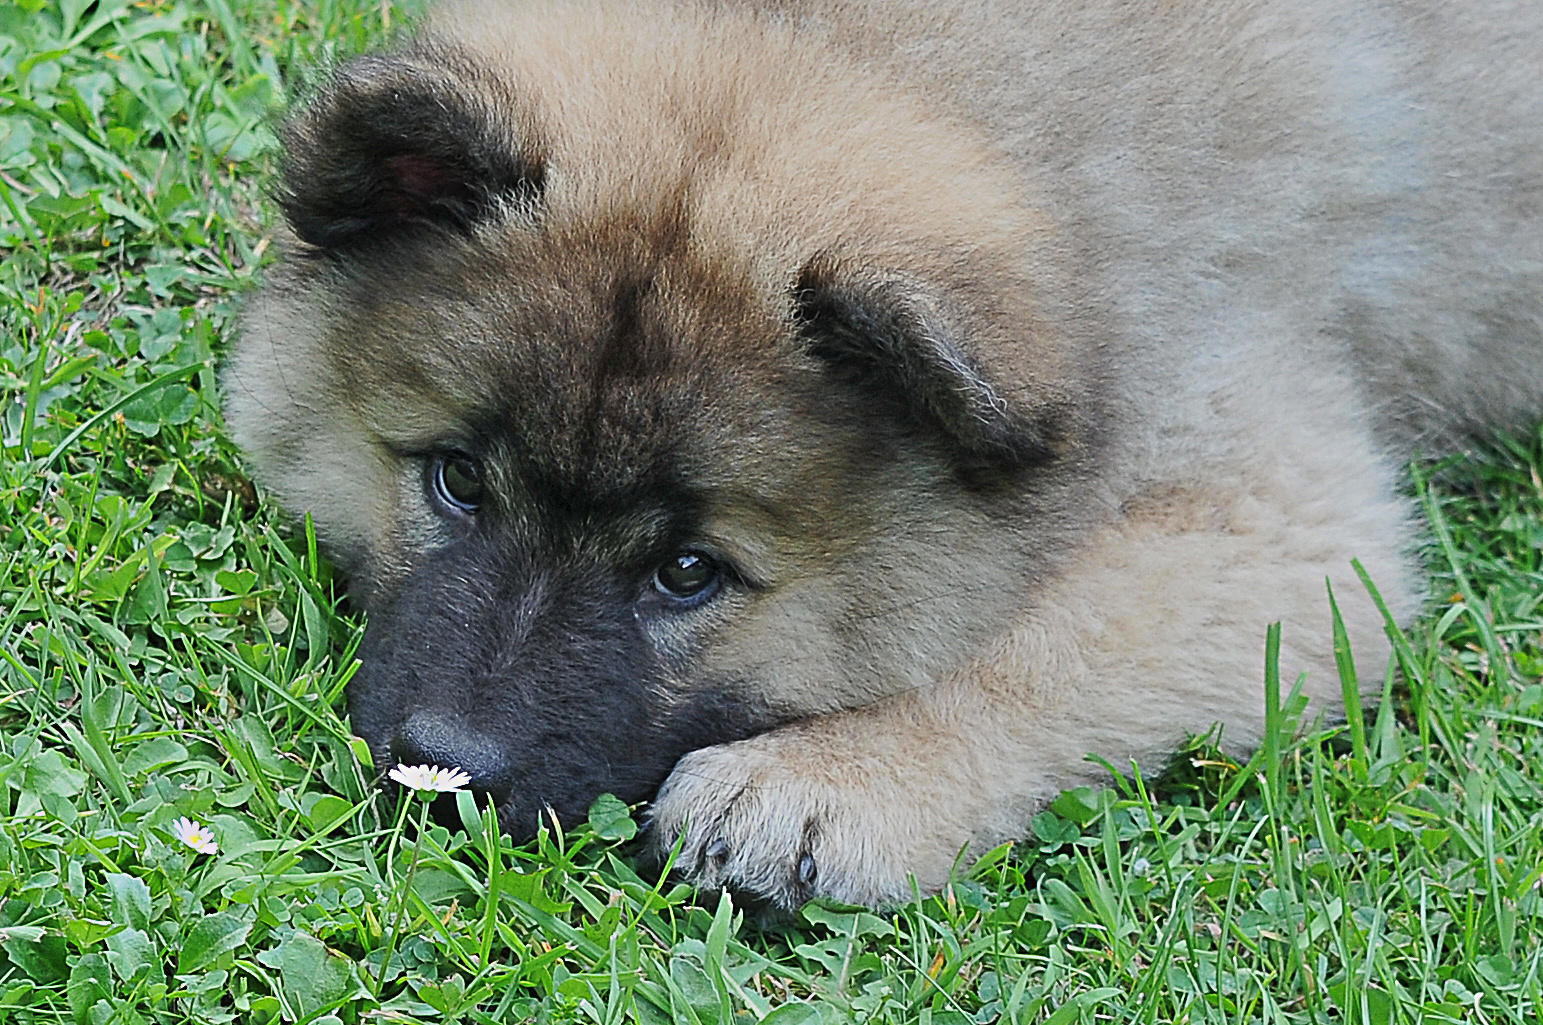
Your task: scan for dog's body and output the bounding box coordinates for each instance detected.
[228,0,1543,908]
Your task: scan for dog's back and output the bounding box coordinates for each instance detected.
[760,0,1543,450]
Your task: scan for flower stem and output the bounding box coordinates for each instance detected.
[382,785,412,881]
[374,798,429,999]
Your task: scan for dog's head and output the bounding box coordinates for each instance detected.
[227,0,1101,833]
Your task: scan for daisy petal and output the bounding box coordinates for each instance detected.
[170,816,219,855]
[389,763,472,794]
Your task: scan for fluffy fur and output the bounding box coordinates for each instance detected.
[227,0,1543,909]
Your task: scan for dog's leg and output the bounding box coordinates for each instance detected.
[650,466,1420,909]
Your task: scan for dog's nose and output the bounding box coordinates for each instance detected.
[391,713,512,804]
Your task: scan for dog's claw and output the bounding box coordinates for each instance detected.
[704,837,729,859]
[798,853,817,886]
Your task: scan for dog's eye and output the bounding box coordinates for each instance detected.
[653,552,720,603]
[432,453,485,512]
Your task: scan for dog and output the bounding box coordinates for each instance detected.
[227,0,1543,909]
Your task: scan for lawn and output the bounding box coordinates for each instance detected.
[1,1,1540,1022]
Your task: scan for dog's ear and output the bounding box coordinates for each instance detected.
[795,257,1069,476]
[278,53,542,251]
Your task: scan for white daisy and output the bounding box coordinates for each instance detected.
[388,763,473,795]
[170,816,218,855]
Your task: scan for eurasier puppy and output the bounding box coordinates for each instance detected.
[228,0,1543,908]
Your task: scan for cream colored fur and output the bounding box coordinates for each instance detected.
[639,0,1540,905]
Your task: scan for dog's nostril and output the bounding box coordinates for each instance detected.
[391,713,512,803]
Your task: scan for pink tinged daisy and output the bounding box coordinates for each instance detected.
[171,817,218,855]
[388,763,473,795]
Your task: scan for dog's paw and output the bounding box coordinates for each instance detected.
[647,731,961,910]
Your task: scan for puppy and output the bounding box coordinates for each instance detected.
[227,0,1543,908]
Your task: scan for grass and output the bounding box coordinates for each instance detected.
[1,0,1540,1022]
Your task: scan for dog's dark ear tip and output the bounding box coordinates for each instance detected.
[276,51,542,252]
[794,259,1065,477]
